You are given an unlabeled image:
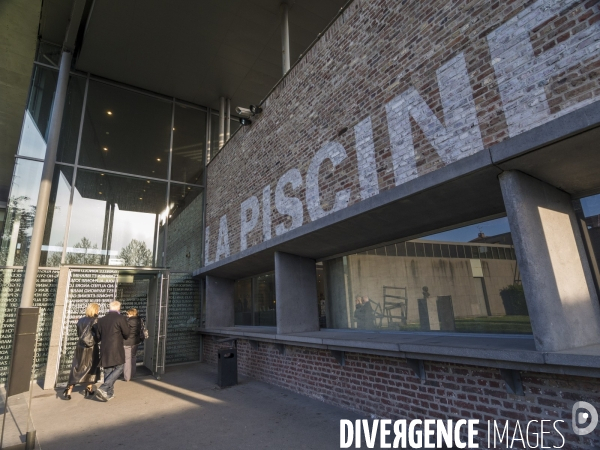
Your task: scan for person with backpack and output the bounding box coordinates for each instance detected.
[62,303,101,400]
[123,308,145,381]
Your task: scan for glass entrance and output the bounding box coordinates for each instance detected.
[54,267,168,386]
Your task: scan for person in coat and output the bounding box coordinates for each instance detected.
[94,300,130,401]
[123,308,142,381]
[62,303,101,400]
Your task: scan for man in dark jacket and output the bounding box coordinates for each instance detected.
[95,300,130,401]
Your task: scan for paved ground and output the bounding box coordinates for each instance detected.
[29,362,376,450]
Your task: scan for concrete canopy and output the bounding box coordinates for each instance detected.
[69,0,348,111]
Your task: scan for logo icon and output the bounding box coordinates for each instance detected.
[572,401,598,436]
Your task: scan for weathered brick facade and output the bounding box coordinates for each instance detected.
[204,0,600,263]
[203,336,600,449]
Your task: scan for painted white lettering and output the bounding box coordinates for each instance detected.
[215,215,230,262]
[354,117,379,200]
[487,0,600,136]
[306,142,350,222]
[275,168,304,236]
[262,185,271,241]
[204,225,212,265]
[240,196,259,251]
[385,52,483,186]
[494,420,509,447]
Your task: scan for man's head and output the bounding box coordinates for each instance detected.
[109,300,121,312]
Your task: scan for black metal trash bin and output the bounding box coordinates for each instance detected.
[217,347,237,387]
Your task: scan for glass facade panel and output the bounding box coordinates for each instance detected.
[41,166,74,266]
[324,217,531,334]
[78,80,172,178]
[55,75,86,163]
[209,112,221,160]
[234,272,276,326]
[254,272,276,326]
[66,170,167,266]
[234,278,252,325]
[17,66,58,159]
[35,42,61,67]
[0,159,43,266]
[171,104,206,184]
[165,184,203,271]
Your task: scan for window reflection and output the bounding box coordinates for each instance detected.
[78,80,172,178]
[324,217,532,334]
[234,272,276,326]
[0,159,43,266]
[17,66,58,159]
[41,166,74,266]
[66,170,166,267]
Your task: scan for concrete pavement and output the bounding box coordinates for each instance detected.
[30,362,376,450]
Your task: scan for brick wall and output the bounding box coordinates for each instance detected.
[203,335,600,449]
[204,0,600,264]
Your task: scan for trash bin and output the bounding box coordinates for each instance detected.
[217,347,237,387]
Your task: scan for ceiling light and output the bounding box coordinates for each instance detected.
[147,181,150,184]
[172,127,175,131]
[107,111,112,115]
[139,197,143,200]
[99,192,102,194]
[103,147,108,151]
[100,173,104,176]
[157,158,161,162]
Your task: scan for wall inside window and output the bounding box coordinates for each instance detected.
[234,272,276,326]
[324,217,532,334]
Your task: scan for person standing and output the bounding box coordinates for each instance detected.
[62,303,101,400]
[95,300,130,401]
[123,308,142,381]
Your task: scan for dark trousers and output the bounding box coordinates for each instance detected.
[100,364,124,397]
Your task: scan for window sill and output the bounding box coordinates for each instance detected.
[198,327,600,377]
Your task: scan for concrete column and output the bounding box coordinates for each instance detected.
[225,98,231,142]
[20,50,72,308]
[281,2,290,75]
[205,275,235,328]
[218,97,225,150]
[500,170,600,352]
[275,252,319,334]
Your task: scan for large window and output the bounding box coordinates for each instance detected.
[1,60,208,270]
[234,272,276,326]
[324,217,532,334]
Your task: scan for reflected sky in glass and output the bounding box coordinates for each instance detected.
[17,111,46,159]
[421,217,511,243]
[581,194,600,218]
